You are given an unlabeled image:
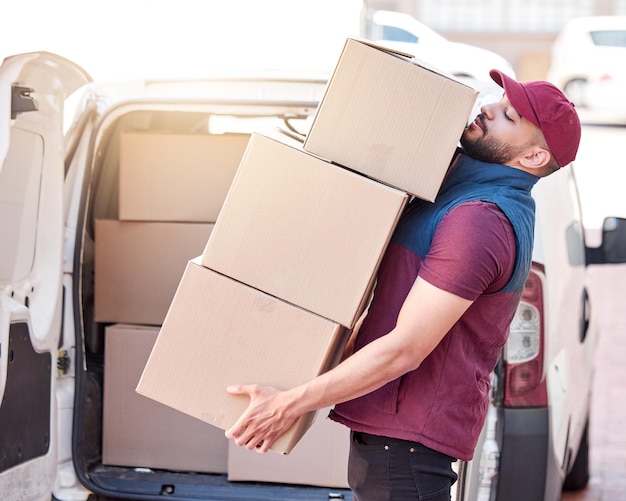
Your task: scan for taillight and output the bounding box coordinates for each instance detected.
[503,264,548,407]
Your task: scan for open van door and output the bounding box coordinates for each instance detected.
[0,52,90,500]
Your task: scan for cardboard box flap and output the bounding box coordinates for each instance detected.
[347,37,417,60]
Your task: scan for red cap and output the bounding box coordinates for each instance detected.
[490,69,581,167]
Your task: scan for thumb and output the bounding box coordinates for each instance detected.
[226,384,252,396]
[224,385,253,440]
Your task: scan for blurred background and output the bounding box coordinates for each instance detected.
[376,0,625,81]
[1,0,624,82]
[0,0,363,81]
[2,0,625,227]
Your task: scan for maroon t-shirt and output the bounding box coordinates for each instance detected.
[331,201,521,460]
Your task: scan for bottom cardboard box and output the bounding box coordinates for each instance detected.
[137,260,349,454]
[103,324,228,473]
[227,406,349,488]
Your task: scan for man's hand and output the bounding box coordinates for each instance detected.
[224,384,301,453]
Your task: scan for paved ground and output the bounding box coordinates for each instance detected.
[561,265,626,501]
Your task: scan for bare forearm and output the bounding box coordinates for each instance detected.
[280,279,473,417]
[225,329,420,452]
[289,331,421,415]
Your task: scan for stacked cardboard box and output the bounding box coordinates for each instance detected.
[136,134,409,454]
[94,220,213,325]
[136,37,477,482]
[303,39,477,201]
[98,132,249,471]
[137,259,352,454]
[118,133,249,223]
[201,133,409,327]
[102,324,229,473]
[227,406,350,488]
[95,132,249,326]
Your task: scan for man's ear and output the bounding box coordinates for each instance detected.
[519,147,551,170]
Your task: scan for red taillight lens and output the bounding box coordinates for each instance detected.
[599,73,613,83]
[503,266,548,407]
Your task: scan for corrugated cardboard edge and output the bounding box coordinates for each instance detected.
[337,38,475,89]
[277,324,352,454]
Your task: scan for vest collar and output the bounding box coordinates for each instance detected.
[447,150,539,193]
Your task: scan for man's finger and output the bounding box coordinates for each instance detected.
[226,384,249,396]
[224,409,250,441]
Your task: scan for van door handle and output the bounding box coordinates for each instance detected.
[579,288,590,343]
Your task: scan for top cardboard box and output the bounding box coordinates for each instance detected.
[303,38,478,201]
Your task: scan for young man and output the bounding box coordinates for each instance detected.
[225,69,582,500]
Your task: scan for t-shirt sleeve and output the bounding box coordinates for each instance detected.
[418,201,517,301]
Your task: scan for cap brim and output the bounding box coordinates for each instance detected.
[489,69,540,128]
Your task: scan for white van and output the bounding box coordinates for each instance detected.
[1,52,625,501]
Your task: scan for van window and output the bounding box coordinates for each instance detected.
[379,24,418,43]
[590,29,626,47]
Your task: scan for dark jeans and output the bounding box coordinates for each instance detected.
[348,431,458,501]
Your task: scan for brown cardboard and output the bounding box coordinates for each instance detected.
[201,133,408,328]
[303,38,478,201]
[119,132,249,222]
[227,407,349,488]
[136,260,350,454]
[102,324,229,472]
[94,220,213,325]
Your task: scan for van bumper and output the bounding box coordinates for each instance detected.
[495,407,553,501]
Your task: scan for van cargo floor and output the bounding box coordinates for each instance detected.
[87,464,353,501]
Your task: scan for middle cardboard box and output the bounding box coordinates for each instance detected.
[201,132,409,328]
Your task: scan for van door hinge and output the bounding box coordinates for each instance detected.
[57,349,70,375]
[11,85,38,119]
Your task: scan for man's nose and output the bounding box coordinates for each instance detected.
[480,103,495,119]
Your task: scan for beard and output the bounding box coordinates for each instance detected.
[460,119,529,165]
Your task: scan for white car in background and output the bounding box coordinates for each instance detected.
[364,9,516,82]
[1,51,625,501]
[547,16,626,124]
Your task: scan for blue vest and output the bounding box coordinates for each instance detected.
[393,151,539,292]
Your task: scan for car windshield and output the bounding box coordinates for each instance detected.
[590,29,626,47]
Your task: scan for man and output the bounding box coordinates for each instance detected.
[225,69,581,500]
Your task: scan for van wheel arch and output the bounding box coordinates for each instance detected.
[562,416,590,491]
